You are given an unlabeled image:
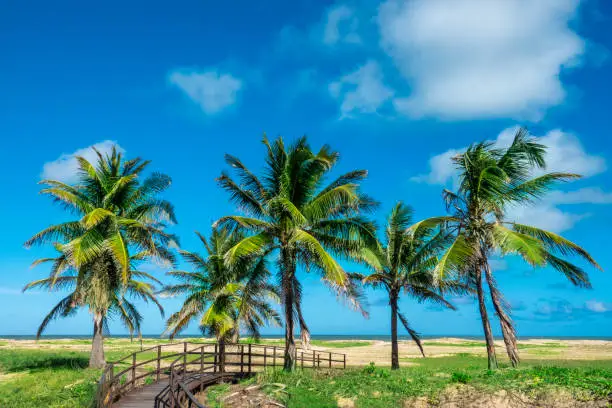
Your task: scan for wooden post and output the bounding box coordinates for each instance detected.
[157,345,162,381]
[273,346,277,369]
[240,345,245,373]
[108,363,114,407]
[214,343,218,373]
[343,354,346,369]
[263,347,267,369]
[200,346,205,372]
[317,353,320,368]
[248,344,252,374]
[183,342,187,372]
[300,351,304,369]
[328,352,331,368]
[131,353,136,388]
[312,350,315,368]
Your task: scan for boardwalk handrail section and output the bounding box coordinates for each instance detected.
[96,342,346,408]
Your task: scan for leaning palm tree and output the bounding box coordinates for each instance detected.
[25,147,177,367]
[358,202,466,369]
[161,228,281,370]
[24,248,164,366]
[215,136,376,370]
[418,129,601,369]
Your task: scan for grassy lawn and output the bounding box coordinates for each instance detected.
[0,349,99,408]
[206,354,612,407]
[2,341,611,407]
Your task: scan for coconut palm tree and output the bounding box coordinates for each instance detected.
[162,228,281,339]
[161,228,281,371]
[215,136,377,370]
[417,128,601,369]
[24,147,177,368]
[24,248,164,366]
[357,202,466,369]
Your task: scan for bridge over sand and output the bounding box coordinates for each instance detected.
[95,342,346,408]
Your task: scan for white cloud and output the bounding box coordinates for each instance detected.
[505,202,587,233]
[585,300,612,313]
[42,141,123,183]
[548,188,612,205]
[169,69,243,115]
[410,149,460,185]
[323,5,361,45]
[329,60,393,118]
[413,127,609,233]
[379,0,585,120]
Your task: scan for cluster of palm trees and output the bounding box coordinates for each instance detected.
[25,129,600,371]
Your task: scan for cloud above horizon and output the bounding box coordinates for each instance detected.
[42,141,123,183]
[379,0,585,120]
[169,69,243,115]
[323,5,361,46]
[329,60,393,118]
[412,127,609,232]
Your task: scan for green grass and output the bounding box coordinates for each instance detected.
[206,355,612,408]
[0,349,99,408]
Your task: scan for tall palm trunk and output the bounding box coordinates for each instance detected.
[89,312,106,368]
[484,263,519,367]
[296,300,311,350]
[390,289,400,370]
[475,270,497,370]
[281,247,296,371]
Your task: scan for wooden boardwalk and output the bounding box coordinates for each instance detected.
[96,342,346,408]
[113,382,167,408]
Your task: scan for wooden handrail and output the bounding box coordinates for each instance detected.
[96,341,347,408]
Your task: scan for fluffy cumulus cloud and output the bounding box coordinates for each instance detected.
[329,60,393,118]
[169,69,243,115]
[378,0,585,120]
[323,5,361,45]
[585,300,612,313]
[42,141,123,183]
[412,127,609,232]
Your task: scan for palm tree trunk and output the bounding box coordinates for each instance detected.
[475,270,498,370]
[484,263,519,367]
[89,313,105,368]
[281,247,296,371]
[390,290,400,370]
[296,301,311,350]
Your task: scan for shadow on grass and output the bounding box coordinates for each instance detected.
[0,349,90,372]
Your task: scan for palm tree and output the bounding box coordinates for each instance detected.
[161,228,281,371]
[24,248,165,366]
[358,202,466,369]
[419,129,601,369]
[25,147,177,368]
[215,136,376,370]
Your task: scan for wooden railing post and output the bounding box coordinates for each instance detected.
[108,363,114,407]
[247,344,252,374]
[200,346,204,372]
[157,345,162,381]
[263,347,267,369]
[312,350,315,368]
[328,352,331,368]
[213,343,218,373]
[183,342,187,372]
[131,353,136,389]
[300,351,304,369]
[273,346,277,369]
[343,354,346,369]
[240,345,244,373]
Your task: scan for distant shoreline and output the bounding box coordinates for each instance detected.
[2,334,612,341]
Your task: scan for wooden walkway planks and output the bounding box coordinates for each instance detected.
[113,382,167,408]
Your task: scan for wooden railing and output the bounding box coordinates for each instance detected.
[96,342,346,408]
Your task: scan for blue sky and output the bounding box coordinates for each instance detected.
[1,0,612,338]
